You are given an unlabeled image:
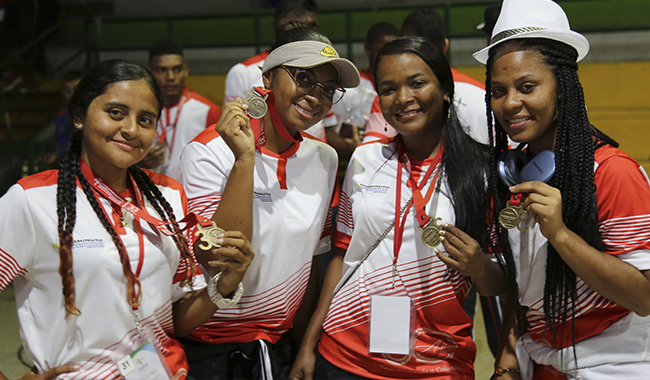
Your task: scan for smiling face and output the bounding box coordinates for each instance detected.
[376,53,447,140]
[79,79,159,181]
[149,54,188,105]
[263,63,338,134]
[490,42,558,154]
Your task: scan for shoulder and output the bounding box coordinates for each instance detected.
[189,125,221,146]
[241,51,269,67]
[140,168,184,193]
[188,90,220,109]
[17,169,59,190]
[451,68,485,90]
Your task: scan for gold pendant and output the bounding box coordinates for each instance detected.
[420,216,444,248]
[243,88,269,119]
[195,220,226,250]
[499,205,529,231]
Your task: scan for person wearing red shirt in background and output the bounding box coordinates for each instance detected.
[140,41,222,183]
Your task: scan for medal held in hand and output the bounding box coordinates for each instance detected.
[195,219,225,250]
[420,216,444,248]
[243,88,269,119]
[499,194,529,231]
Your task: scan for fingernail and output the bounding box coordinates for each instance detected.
[509,186,517,192]
[72,365,81,371]
[208,261,219,266]
[218,233,225,238]
[442,222,448,228]
[439,230,446,236]
[440,236,445,242]
[217,238,224,244]
[434,248,441,254]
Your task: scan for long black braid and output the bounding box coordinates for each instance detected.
[485,38,618,345]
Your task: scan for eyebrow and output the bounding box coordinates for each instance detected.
[378,72,425,87]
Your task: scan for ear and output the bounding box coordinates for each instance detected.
[262,70,273,89]
[443,39,449,55]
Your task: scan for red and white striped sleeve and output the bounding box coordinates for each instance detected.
[0,184,34,290]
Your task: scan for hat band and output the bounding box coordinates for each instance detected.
[491,26,547,44]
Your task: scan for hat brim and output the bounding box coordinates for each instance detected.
[473,29,589,64]
[279,56,361,89]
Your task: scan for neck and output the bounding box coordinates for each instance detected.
[400,128,444,161]
[527,123,557,157]
[164,88,185,107]
[81,153,129,192]
[262,113,294,154]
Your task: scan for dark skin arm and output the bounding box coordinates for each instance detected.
[2,365,81,380]
[173,231,254,337]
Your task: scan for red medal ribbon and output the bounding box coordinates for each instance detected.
[393,137,445,265]
[249,87,303,149]
[157,89,192,156]
[508,193,524,207]
[80,160,202,236]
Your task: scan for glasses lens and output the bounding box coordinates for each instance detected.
[332,89,345,105]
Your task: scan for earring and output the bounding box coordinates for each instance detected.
[384,122,388,132]
[75,123,83,130]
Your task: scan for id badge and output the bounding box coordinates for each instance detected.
[368,295,415,355]
[116,340,172,380]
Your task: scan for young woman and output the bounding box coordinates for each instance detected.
[179,27,360,379]
[0,59,253,380]
[474,0,650,378]
[289,37,506,380]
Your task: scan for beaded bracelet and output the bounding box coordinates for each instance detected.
[494,367,520,376]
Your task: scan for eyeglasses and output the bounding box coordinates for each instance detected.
[281,66,346,105]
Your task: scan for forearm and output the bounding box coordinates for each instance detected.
[298,249,345,353]
[550,226,650,315]
[172,288,218,337]
[213,156,255,241]
[473,259,508,297]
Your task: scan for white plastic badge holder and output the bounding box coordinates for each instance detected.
[368,295,414,355]
[116,340,172,380]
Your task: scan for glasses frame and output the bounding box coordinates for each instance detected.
[281,66,346,105]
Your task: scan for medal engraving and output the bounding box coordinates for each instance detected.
[243,88,269,119]
[195,221,225,250]
[499,205,529,231]
[420,216,444,248]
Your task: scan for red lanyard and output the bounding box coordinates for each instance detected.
[157,89,191,156]
[393,140,444,266]
[249,87,303,149]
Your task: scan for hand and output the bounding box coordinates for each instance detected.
[16,365,80,380]
[195,230,254,296]
[510,181,567,241]
[139,144,165,168]
[436,224,489,278]
[216,99,256,161]
[288,347,316,380]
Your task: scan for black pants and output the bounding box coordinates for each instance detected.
[180,334,295,380]
[314,349,371,380]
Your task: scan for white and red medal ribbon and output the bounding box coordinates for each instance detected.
[393,138,445,265]
[156,89,192,157]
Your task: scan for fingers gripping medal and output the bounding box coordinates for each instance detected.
[499,194,529,231]
[243,87,269,119]
[195,218,225,250]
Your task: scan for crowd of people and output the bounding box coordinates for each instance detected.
[1,0,649,379]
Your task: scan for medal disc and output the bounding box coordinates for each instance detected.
[243,89,268,119]
[195,222,226,250]
[420,216,443,248]
[499,206,519,229]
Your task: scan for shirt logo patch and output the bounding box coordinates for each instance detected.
[357,183,390,194]
[254,191,273,203]
[320,46,337,58]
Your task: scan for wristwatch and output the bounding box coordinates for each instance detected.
[207,272,243,309]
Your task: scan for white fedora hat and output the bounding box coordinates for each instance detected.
[473,0,589,64]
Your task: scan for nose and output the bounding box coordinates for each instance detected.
[396,86,414,105]
[120,116,139,139]
[503,90,522,112]
[166,69,175,82]
[304,84,324,103]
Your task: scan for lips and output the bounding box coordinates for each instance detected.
[395,108,421,121]
[505,116,532,129]
[293,102,318,118]
[112,139,138,151]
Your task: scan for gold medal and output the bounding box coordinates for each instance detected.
[243,88,269,119]
[499,205,529,231]
[195,220,225,250]
[420,216,444,248]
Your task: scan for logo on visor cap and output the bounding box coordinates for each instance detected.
[320,46,337,57]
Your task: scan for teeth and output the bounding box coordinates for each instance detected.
[397,110,419,116]
[295,103,316,116]
[509,117,530,124]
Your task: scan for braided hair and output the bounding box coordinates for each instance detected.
[485,38,618,344]
[58,59,196,316]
